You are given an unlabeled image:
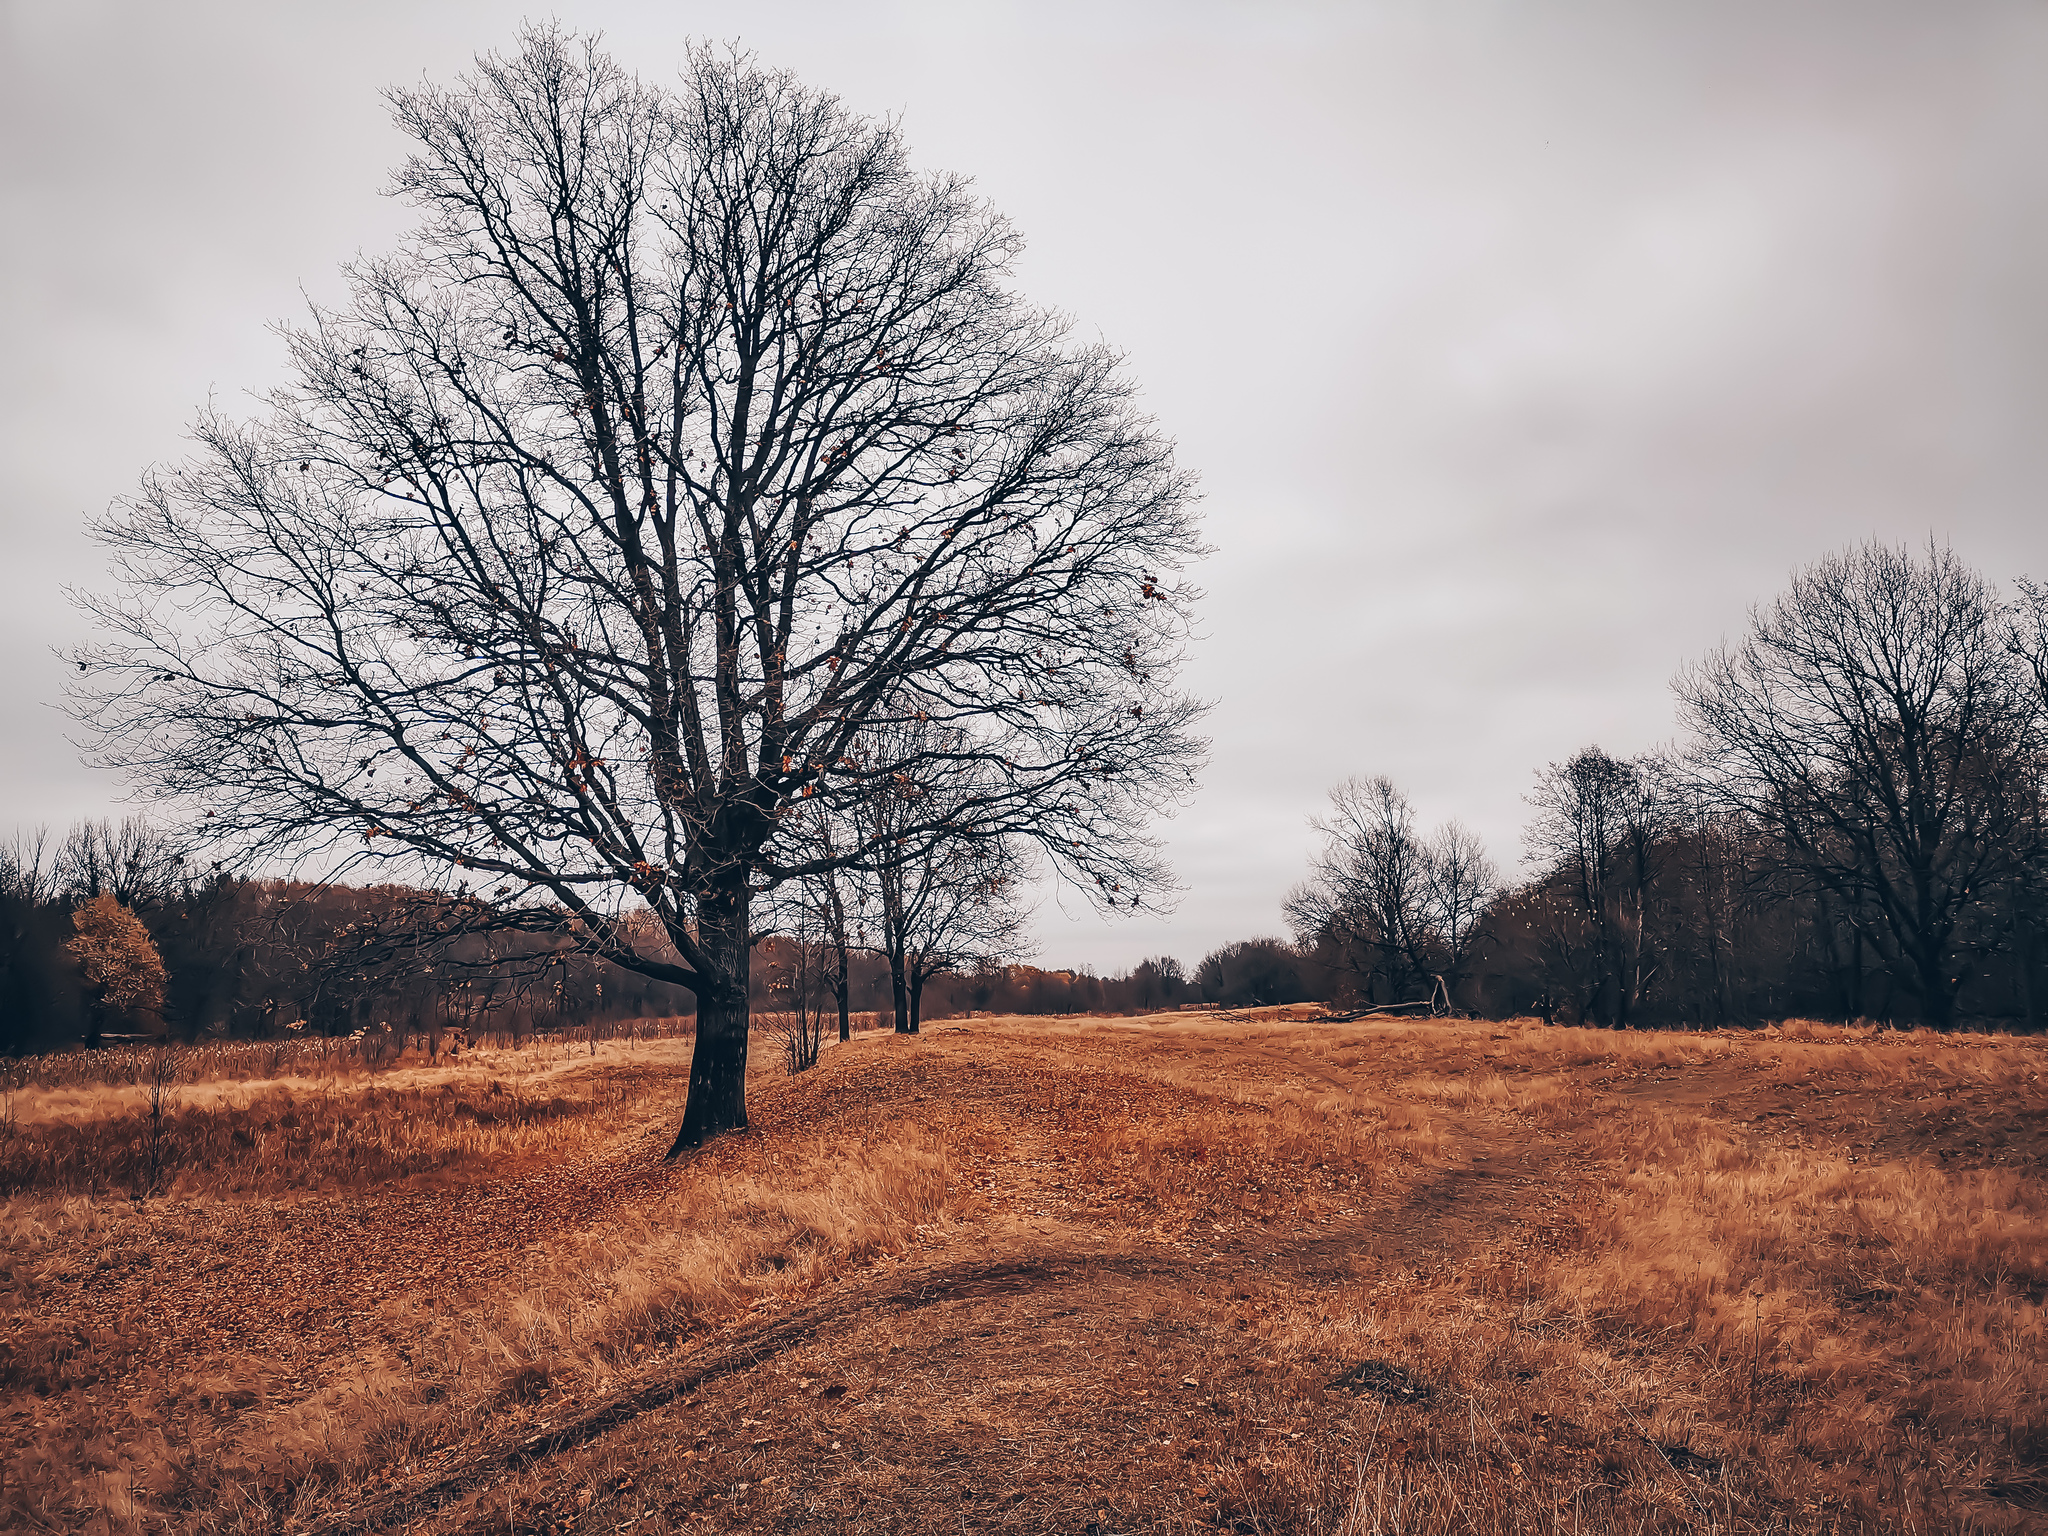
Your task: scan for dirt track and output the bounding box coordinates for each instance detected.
[362,1018,2045,1534]
[256,1016,1612,1533]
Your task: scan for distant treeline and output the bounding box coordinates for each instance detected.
[1279,759,2048,1030]
[0,819,694,1054]
[20,539,2036,1043]
[0,819,1292,1052]
[896,948,1286,1018]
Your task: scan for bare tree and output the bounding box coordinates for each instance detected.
[1677,540,2040,1029]
[1127,953,1187,1010]
[1285,777,1432,1005]
[2006,575,2048,709]
[1522,747,1669,1027]
[770,797,873,1043]
[838,712,1032,1032]
[2003,575,2048,1028]
[812,865,868,1044]
[759,903,831,1073]
[53,818,187,910]
[71,31,1204,1151]
[1423,819,1498,1001]
[897,839,1031,1033]
[1286,777,1494,1008]
[0,827,55,905]
[1662,769,1751,1026]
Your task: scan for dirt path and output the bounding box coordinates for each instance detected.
[281,1019,1616,1534]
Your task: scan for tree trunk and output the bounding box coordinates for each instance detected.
[1850,924,1864,1018]
[908,970,924,1034]
[1618,884,1644,1029]
[1815,890,1848,1017]
[888,944,910,1033]
[2018,915,2039,1034]
[834,940,851,1043]
[665,883,753,1157]
[1914,944,1956,1031]
[825,874,852,1043]
[1703,902,1728,1028]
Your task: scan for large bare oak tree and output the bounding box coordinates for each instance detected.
[71,30,1205,1151]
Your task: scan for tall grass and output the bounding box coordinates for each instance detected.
[0,1073,648,1197]
[0,1015,701,1094]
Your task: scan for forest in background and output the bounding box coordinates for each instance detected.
[1288,541,2048,1033]
[0,817,1221,1053]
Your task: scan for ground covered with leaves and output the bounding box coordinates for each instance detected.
[3,1012,2044,1534]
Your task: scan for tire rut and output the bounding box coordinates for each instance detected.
[300,1250,1155,1535]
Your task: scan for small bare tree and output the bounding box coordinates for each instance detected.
[0,827,55,905]
[843,712,1033,1032]
[816,866,866,1042]
[1522,747,1669,1028]
[54,818,186,910]
[72,30,1205,1153]
[898,839,1031,1032]
[773,803,873,1043]
[1423,818,1498,1002]
[1285,777,1430,1005]
[761,905,830,1074]
[142,1048,177,1197]
[1286,777,1496,1008]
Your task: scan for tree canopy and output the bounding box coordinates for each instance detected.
[72,29,1205,1146]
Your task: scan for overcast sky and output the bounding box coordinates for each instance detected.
[5,0,2047,973]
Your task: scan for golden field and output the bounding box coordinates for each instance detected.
[2,1011,2044,1534]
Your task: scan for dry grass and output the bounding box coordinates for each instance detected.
[173,1129,957,1534]
[0,1045,956,1533]
[0,1017,897,1201]
[3,1009,2044,1534]
[1,1040,667,1199]
[0,1017,703,1095]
